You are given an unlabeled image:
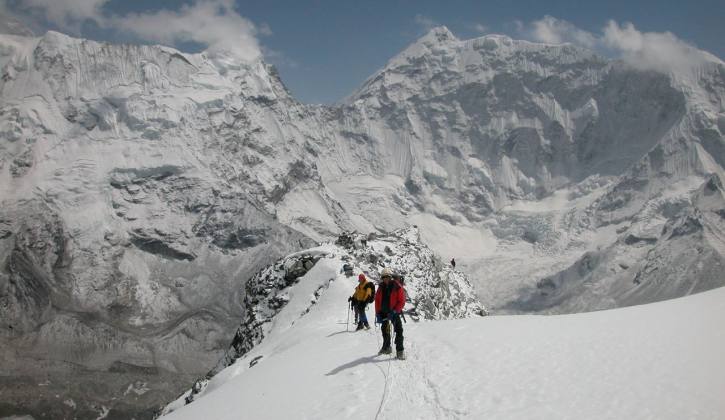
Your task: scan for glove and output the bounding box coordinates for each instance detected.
[347,296,353,302]
[375,313,385,323]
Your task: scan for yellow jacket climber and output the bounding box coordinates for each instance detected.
[349,273,375,330]
[353,273,374,302]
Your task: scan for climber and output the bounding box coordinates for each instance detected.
[348,273,375,330]
[450,258,456,268]
[342,263,353,277]
[375,267,406,359]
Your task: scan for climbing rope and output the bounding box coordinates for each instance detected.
[374,322,393,420]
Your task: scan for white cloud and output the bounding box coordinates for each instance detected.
[517,16,715,75]
[264,47,299,69]
[512,19,525,34]
[472,23,488,34]
[528,15,597,48]
[414,14,437,31]
[0,1,36,36]
[12,0,106,33]
[602,20,709,74]
[258,22,273,37]
[108,0,262,60]
[7,0,264,61]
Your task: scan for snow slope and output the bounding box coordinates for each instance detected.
[162,259,725,420]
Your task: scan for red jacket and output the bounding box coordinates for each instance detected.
[375,280,405,314]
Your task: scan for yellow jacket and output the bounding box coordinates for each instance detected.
[353,281,373,302]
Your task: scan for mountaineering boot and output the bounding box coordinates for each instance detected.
[396,351,406,360]
[355,324,364,331]
[378,346,392,355]
[364,324,370,330]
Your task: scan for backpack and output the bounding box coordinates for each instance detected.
[364,282,375,304]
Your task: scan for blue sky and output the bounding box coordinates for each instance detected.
[3,0,723,104]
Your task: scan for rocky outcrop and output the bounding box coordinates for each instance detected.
[336,228,487,320]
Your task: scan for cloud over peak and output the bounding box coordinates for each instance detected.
[5,0,264,61]
[528,15,597,49]
[414,14,438,31]
[109,0,261,60]
[520,16,719,76]
[601,20,712,74]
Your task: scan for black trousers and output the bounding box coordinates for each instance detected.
[354,302,369,326]
[381,315,404,351]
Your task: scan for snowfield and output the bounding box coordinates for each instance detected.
[162,257,725,420]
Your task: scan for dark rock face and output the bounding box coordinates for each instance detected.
[1,202,68,335]
[668,214,704,238]
[624,234,658,245]
[129,229,197,261]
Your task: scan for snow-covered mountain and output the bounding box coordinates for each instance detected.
[0,30,319,418]
[324,27,725,314]
[0,24,723,417]
[159,252,725,419]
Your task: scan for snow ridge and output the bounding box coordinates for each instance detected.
[160,266,725,420]
[164,226,485,413]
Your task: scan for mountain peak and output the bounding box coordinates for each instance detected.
[402,25,458,54]
[378,26,458,68]
[418,25,457,44]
